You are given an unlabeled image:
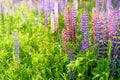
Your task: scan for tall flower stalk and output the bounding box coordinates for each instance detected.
[109,8,120,79]
[81,9,89,52]
[62,7,69,52]
[62,6,76,79]
[74,0,78,16]
[94,9,108,58]
[91,7,97,40]
[13,30,19,65]
[69,6,76,43]
[54,0,58,33]
[107,7,115,40]
[51,10,55,33]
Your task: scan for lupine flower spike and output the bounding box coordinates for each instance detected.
[97,10,108,58]
[69,6,76,43]
[51,10,55,33]
[62,7,69,52]
[109,8,120,79]
[54,0,59,33]
[81,9,89,52]
[107,7,115,40]
[13,30,19,64]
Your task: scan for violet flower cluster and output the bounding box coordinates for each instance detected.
[13,31,19,63]
[81,9,89,52]
[109,8,120,79]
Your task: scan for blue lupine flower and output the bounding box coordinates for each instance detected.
[13,31,19,63]
[109,8,120,79]
[81,9,89,52]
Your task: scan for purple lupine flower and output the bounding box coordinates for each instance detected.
[58,0,65,14]
[116,0,120,9]
[13,31,19,63]
[96,0,99,10]
[70,71,74,79]
[81,32,89,52]
[50,0,54,11]
[58,0,62,14]
[97,11,108,58]
[109,8,120,79]
[68,50,74,60]
[68,50,74,79]
[93,10,107,57]
[69,6,76,43]
[74,0,78,16]
[38,0,45,12]
[81,9,89,51]
[12,0,20,8]
[100,0,105,10]
[106,0,112,13]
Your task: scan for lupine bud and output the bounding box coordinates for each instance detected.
[81,9,89,51]
[69,6,76,43]
[54,0,58,33]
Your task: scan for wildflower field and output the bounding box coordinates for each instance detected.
[0,0,120,80]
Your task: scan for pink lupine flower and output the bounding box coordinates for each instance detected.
[51,10,55,33]
[54,0,58,33]
[109,8,120,79]
[107,7,115,39]
[69,6,76,43]
[91,7,98,36]
[64,7,69,29]
[62,27,69,52]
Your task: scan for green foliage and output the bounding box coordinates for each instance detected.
[0,0,113,80]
